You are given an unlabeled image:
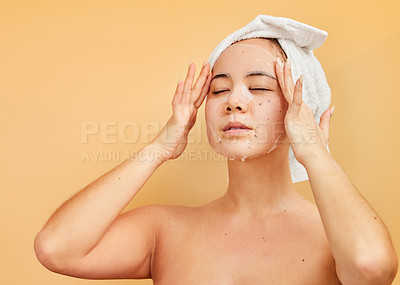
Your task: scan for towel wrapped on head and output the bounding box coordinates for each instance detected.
[207,14,331,183]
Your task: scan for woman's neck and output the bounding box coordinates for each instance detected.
[221,144,300,217]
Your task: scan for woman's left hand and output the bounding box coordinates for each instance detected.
[275,57,334,166]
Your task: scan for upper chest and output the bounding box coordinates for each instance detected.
[152,207,340,285]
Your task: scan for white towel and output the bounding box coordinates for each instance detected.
[207,14,331,183]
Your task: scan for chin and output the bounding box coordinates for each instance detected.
[210,141,270,161]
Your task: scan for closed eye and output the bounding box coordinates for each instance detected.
[212,90,229,95]
[250,88,271,92]
[212,88,271,95]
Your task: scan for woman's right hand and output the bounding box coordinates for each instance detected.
[150,60,212,163]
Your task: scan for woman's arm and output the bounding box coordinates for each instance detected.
[34,61,211,279]
[303,149,398,285]
[34,144,163,278]
[275,57,398,285]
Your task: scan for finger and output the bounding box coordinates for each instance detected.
[183,62,196,105]
[191,61,210,103]
[194,73,212,109]
[283,58,294,101]
[288,75,303,116]
[275,57,290,103]
[319,107,332,142]
[172,77,184,107]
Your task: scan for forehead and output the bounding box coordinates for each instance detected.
[212,38,281,74]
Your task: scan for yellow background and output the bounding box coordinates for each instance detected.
[1,0,399,284]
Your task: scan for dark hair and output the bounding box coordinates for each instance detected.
[266,38,288,60]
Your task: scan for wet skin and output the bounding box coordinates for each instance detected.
[151,39,341,284]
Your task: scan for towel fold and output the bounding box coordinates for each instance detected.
[208,15,331,183]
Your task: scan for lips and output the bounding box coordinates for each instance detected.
[222,121,252,132]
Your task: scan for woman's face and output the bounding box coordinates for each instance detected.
[205,38,288,160]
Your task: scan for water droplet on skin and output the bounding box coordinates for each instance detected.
[241,156,246,162]
[241,85,253,102]
[266,135,281,153]
[246,139,250,144]
[267,144,277,153]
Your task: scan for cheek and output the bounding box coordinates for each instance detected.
[205,99,220,141]
[254,96,288,139]
[205,99,216,125]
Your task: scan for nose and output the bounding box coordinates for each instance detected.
[224,87,249,113]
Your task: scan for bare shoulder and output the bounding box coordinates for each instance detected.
[124,203,191,218]
[124,203,197,233]
[128,203,196,218]
[292,197,336,263]
[292,197,330,241]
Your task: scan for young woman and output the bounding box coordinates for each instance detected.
[34,17,398,285]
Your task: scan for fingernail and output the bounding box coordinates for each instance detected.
[189,60,193,68]
[299,75,303,85]
[330,105,335,116]
[286,58,290,66]
[177,77,182,85]
[202,60,208,67]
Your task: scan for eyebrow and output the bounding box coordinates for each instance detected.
[211,71,276,83]
[246,71,277,80]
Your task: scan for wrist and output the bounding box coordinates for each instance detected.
[298,146,333,169]
[134,143,167,166]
